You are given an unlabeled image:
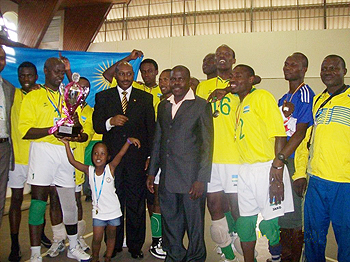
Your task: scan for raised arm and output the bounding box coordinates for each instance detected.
[59,52,73,82]
[103,49,143,83]
[60,139,89,174]
[109,138,140,172]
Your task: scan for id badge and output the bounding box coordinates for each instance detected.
[0,105,5,120]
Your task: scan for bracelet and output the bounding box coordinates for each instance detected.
[272,165,283,170]
[127,138,132,145]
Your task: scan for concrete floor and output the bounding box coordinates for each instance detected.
[0,194,338,262]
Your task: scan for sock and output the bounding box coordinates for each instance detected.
[269,243,282,262]
[31,246,41,257]
[221,244,236,260]
[11,233,20,251]
[68,234,79,249]
[150,213,162,238]
[224,212,236,234]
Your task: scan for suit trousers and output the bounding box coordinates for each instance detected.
[0,141,11,227]
[159,187,206,262]
[114,164,147,253]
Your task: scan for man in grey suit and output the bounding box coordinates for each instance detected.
[148,65,214,262]
[0,45,15,227]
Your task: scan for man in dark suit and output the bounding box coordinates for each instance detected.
[93,61,155,258]
[0,45,15,228]
[148,65,214,262]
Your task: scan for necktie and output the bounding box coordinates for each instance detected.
[122,91,128,114]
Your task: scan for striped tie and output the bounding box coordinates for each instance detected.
[121,91,128,114]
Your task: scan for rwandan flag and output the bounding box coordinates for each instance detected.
[1,46,142,107]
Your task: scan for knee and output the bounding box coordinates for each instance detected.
[259,218,280,246]
[210,217,231,247]
[28,199,47,226]
[236,216,258,242]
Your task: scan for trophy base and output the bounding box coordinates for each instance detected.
[57,125,81,137]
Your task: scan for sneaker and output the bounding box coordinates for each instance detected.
[30,253,43,262]
[41,233,52,248]
[78,236,90,251]
[46,240,65,258]
[149,238,166,260]
[8,249,22,262]
[67,245,91,262]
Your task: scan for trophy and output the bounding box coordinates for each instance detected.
[49,73,90,137]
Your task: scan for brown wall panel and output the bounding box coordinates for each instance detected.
[17,0,62,48]
[63,3,112,51]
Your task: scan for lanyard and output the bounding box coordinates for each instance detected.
[235,87,256,132]
[93,169,106,214]
[286,82,304,102]
[43,85,61,118]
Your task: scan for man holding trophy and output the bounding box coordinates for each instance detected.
[18,57,91,262]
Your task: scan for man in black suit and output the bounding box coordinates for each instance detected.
[148,65,214,262]
[93,61,155,258]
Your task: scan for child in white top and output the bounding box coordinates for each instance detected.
[61,138,140,262]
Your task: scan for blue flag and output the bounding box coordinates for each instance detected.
[1,46,142,107]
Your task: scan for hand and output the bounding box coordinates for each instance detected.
[144,157,150,171]
[206,88,228,103]
[59,52,71,71]
[53,130,64,139]
[128,49,143,60]
[110,115,129,126]
[269,162,284,205]
[128,137,141,148]
[293,178,307,197]
[282,101,295,118]
[146,175,155,193]
[58,137,70,145]
[189,181,205,200]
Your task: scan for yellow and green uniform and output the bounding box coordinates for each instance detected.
[235,88,286,164]
[11,88,31,165]
[72,104,95,185]
[196,77,240,164]
[18,86,68,146]
[295,87,350,182]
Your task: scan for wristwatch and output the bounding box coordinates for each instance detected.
[277,153,288,165]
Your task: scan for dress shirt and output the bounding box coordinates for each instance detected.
[168,88,195,119]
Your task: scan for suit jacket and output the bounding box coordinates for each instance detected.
[93,86,155,172]
[149,95,214,194]
[2,77,15,170]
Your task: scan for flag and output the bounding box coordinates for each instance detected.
[1,46,142,107]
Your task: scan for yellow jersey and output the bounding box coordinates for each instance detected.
[196,77,240,164]
[72,104,95,185]
[295,87,350,183]
[235,88,286,164]
[11,88,31,165]
[18,86,69,146]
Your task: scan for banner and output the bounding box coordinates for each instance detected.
[1,46,142,107]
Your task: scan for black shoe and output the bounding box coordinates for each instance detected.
[130,250,144,259]
[8,249,21,262]
[85,196,92,202]
[41,234,52,248]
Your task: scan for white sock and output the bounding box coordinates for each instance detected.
[31,246,41,257]
[68,234,78,249]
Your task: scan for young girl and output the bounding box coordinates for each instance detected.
[61,137,140,262]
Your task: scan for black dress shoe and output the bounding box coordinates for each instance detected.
[130,250,144,259]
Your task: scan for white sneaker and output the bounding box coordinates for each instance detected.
[149,238,166,259]
[30,253,43,262]
[77,236,90,251]
[46,240,65,258]
[220,253,239,262]
[67,245,91,261]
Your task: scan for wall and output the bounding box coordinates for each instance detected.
[0,0,17,14]
[89,29,350,99]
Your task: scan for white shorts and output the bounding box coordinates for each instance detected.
[207,163,240,193]
[75,184,82,193]
[238,161,294,221]
[8,164,29,188]
[154,169,161,185]
[27,142,75,188]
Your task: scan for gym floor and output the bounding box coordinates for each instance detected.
[0,194,338,262]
